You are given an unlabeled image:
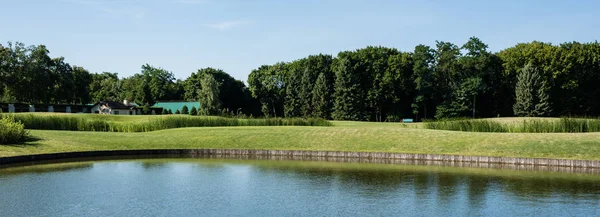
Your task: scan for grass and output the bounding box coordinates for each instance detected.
[0,113,332,132]
[1,119,600,160]
[424,118,600,133]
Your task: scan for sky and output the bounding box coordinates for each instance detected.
[1,0,599,82]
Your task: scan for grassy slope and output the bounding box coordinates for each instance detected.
[1,120,600,160]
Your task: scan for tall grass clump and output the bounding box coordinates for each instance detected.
[425,117,600,133]
[0,114,332,133]
[425,119,507,132]
[0,116,30,144]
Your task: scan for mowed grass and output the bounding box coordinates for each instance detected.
[1,120,600,160]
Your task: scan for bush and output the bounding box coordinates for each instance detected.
[181,106,189,115]
[175,109,181,114]
[0,116,29,144]
[161,109,168,115]
[190,107,198,116]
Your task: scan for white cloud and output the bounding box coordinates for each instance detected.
[205,20,251,31]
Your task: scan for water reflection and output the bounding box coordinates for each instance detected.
[0,157,599,216]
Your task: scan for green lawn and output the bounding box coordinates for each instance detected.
[2,120,600,160]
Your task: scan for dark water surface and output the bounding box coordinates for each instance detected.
[1,158,599,216]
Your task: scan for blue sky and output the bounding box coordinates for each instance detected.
[1,0,598,81]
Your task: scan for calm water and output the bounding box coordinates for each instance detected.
[1,158,599,216]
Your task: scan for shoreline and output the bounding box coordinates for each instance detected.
[2,149,600,170]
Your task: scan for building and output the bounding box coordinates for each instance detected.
[91,100,140,115]
[152,101,200,113]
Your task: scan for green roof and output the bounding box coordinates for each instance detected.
[152,102,200,112]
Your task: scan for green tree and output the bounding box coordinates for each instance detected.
[311,72,331,119]
[181,105,189,115]
[433,41,462,119]
[161,108,168,115]
[332,52,365,120]
[190,106,198,115]
[248,63,286,117]
[513,64,552,117]
[412,45,435,120]
[284,60,304,117]
[175,109,181,114]
[198,74,221,115]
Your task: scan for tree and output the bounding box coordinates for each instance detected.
[513,64,552,117]
[198,74,221,115]
[311,72,331,119]
[412,45,435,120]
[332,52,365,121]
[284,60,304,117]
[433,41,461,119]
[168,109,173,114]
[161,108,168,115]
[190,106,198,115]
[175,109,181,114]
[248,63,286,117]
[89,72,122,102]
[181,105,189,115]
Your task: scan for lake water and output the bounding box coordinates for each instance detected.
[0,157,599,216]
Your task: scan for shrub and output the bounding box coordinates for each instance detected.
[181,106,189,115]
[175,109,181,114]
[190,106,198,116]
[161,109,168,115]
[0,116,29,144]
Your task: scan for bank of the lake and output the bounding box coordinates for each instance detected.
[2,121,600,161]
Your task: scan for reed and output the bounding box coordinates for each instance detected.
[425,118,600,133]
[0,114,332,133]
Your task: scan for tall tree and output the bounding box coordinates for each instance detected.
[412,45,435,120]
[513,64,552,117]
[332,52,365,121]
[311,72,331,119]
[433,41,461,118]
[248,63,287,117]
[198,74,221,115]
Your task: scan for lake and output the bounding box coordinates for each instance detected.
[1,157,599,216]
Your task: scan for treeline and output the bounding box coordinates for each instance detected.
[248,38,600,121]
[0,42,260,115]
[2,38,600,120]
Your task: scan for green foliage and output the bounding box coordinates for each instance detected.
[3,39,600,122]
[190,106,198,116]
[175,109,181,114]
[181,105,189,115]
[167,109,173,114]
[1,114,332,133]
[332,52,365,121]
[161,108,168,115]
[311,72,331,119]
[0,115,29,144]
[198,74,222,115]
[248,63,286,117]
[412,44,435,120]
[514,64,552,117]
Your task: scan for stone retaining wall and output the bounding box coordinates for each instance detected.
[1,149,600,169]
